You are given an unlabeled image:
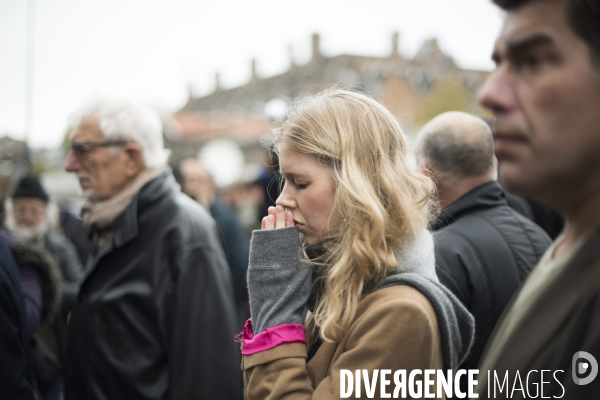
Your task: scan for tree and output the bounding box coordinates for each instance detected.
[417,79,474,125]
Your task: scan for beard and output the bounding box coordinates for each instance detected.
[6,215,48,243]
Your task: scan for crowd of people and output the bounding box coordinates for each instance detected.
[1,0,599,399]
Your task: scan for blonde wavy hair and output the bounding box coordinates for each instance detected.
[272,88,436,343]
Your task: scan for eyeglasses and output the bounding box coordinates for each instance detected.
[69,141,129,158]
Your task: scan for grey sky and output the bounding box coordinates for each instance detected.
[0,0,503,148]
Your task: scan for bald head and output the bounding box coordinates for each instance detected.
[418,112,495,180]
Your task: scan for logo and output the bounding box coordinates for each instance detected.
[572,351,598,385]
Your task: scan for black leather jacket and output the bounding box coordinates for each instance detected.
[64,171,242,400]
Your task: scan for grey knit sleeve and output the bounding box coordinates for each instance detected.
[247,226,312,334]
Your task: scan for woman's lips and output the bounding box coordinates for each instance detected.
[294,220,304,228]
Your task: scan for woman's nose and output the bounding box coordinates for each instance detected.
[275,185,296,210]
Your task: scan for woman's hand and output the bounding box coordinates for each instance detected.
[248,205,310,335]
[261,205,294,230]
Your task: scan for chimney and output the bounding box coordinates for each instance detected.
[391,32,400,58]
[214,71,221,92]
[251,58,258,81]
[312,33,321,61]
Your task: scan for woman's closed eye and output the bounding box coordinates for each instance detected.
[281,176,308,190]
[293,181,308,190]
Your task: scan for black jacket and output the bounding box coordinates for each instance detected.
[432,181,551,374]
[64,171,242,400]
[0,237,35,400]
[210,199,249,302]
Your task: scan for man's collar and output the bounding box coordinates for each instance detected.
[432,181,506,230]
[112,169,173,249]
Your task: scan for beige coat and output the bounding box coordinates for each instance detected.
[242,285,446,399]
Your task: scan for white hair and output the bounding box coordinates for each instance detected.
[70,99,170,168]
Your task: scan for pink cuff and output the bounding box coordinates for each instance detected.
[241,319,306,355]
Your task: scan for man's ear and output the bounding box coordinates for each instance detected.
[124,144,145,178]
[421,161,434,179]
[492,156,499,180]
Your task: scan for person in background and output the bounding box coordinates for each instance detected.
[10,240,63,399]
[417,111,551,394]
[8,176,83,311]
[220,180,265,233]
[6,176,83,399]
[63,99,241,400]
[0,236,35,400]
[0,189,62,399]
[179,158,250,328]
[476,0,600,397]
[255,151,280,223]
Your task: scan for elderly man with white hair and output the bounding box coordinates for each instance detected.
[63,100,241,400]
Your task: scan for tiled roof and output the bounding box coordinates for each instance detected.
[170,112,272,143]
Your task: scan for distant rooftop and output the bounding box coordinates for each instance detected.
[169,33,490,144]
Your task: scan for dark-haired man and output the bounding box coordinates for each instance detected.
[477,0,600,397]
[418,111,551,395]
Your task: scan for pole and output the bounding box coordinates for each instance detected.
[24,0,35,146]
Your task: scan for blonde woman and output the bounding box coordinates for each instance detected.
[241,89,474,399]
